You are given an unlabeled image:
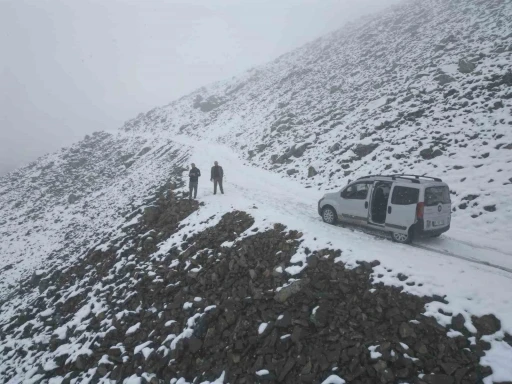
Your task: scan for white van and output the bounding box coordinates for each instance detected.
[318,174,451,243]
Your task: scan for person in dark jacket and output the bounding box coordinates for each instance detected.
[189,163,201,199]
[210,161,224,194]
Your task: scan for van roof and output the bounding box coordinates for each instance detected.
[356,174,444,185]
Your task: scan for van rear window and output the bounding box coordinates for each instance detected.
[391,186,419,205]
[425,186,451,206]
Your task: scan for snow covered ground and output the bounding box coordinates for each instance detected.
[1,0,511,381]
[141,132,512,382]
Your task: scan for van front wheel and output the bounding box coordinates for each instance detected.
[322,207,337,225]
[392,231,412,244]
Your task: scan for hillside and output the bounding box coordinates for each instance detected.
[122,0,512,242]
[1,0,512,383]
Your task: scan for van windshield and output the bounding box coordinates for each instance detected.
[425,186,451,206]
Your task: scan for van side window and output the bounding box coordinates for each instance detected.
[342,183,371,200]
[391,186,419,205]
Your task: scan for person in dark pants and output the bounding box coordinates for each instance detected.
[210,161,224,194]
[189,163,201,199]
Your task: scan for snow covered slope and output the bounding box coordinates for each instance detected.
[121,0,512,242]
[1,0,512,382]
[1,133,512,383]
[0,132,192,297]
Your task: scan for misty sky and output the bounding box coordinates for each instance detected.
[0,0,402,175]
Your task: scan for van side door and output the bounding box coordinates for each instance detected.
[385,185,419,234]
[338,182,373,224]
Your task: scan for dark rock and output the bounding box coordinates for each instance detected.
[68,194,80,204]
[440,362,459,375]
[287,169,299,176]
[193,94,225,112]
[278,358,296,382]
[420,148,443,160]
[306,254,319,269]
[380,368,395,383]
[329,143,342,153]
[74,355,88,370]
[435,74,455,85]
[483,205,496,212]
[451,313,467,333]
[291,326,302,343]
[353,143,379,157]
[458,59,476,74]
[1,264,13,272]
[310,305,329,327]
[188,336,203,353]
[399,322,417,339]
[472,314,501,335]
[308,166,318,178]
[423,374,455,384]
[276,312,292,328]
[274,279,310,303]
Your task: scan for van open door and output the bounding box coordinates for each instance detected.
[385,185,419,243]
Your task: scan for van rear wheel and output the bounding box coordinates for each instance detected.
[322,207,337,225]
[392,231,412,244]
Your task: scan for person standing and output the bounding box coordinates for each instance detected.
[189,163,201,199]
[210,161,224,195]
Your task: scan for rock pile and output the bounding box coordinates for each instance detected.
[0,193,509,384]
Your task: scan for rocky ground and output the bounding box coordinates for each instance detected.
[1,187,510,384]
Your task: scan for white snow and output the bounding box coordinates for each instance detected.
[39,308,54,317]
[365,96,388,110]
[258,323,268,335]
[481,340,512,384]
[134,341,152,355]
[321,375,346,384]
[368,345,382,359]
[447,330,464,338]
[126,322,141,335]
[255,369,269,376]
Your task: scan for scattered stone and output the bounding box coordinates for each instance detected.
[483,205,496,212]
[308,166,318,178]
[458,58,476,74]
[435,74,455,85]
[274,279,310,303]
[423,374,455,384]
[472,314,501,335]
[420,148,443,160]
[399,322,417,339]
[68,194,80,204]
[353,143,379,157]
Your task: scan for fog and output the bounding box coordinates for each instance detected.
[0,0,402,175]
